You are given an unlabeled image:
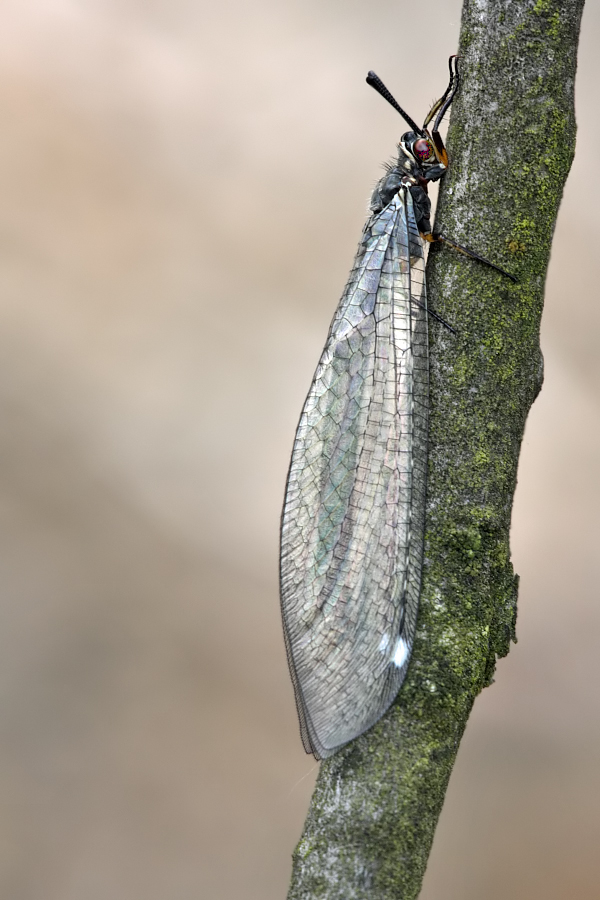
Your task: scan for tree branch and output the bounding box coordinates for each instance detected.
[286,1,585,897]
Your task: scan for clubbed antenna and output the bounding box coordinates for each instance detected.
[366,71,425,137]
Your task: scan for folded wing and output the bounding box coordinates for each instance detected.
[280,188,428,759]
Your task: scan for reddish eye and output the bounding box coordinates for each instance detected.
[414,139,433,161]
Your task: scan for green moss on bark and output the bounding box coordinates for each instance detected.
[287,1,584,897]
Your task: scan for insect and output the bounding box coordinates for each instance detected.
[280,58,514,760]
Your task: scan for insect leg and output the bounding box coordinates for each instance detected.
[424,232,518,283]
[422,56,459,130]
[423,56,460,166]
[410,296,457,335]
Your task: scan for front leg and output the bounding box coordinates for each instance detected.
[405,180,433,236]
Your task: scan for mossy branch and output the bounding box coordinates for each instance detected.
[287,1,585,897]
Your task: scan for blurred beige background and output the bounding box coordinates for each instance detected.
[0,1,597,898]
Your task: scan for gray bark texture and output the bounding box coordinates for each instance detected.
[287,0,585,897]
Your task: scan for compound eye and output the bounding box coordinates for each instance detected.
[414,139,433,161]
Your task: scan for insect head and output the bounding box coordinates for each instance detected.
[367,58,517,283]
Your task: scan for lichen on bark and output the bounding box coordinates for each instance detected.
[287,1,585,898]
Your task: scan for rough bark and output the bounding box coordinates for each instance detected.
[286,0,585,898]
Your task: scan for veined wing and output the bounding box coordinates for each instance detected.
[280,187,428,760]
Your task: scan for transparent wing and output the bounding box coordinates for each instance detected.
[280,187,428,760]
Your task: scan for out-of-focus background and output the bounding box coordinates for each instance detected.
[0,1,597,898]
